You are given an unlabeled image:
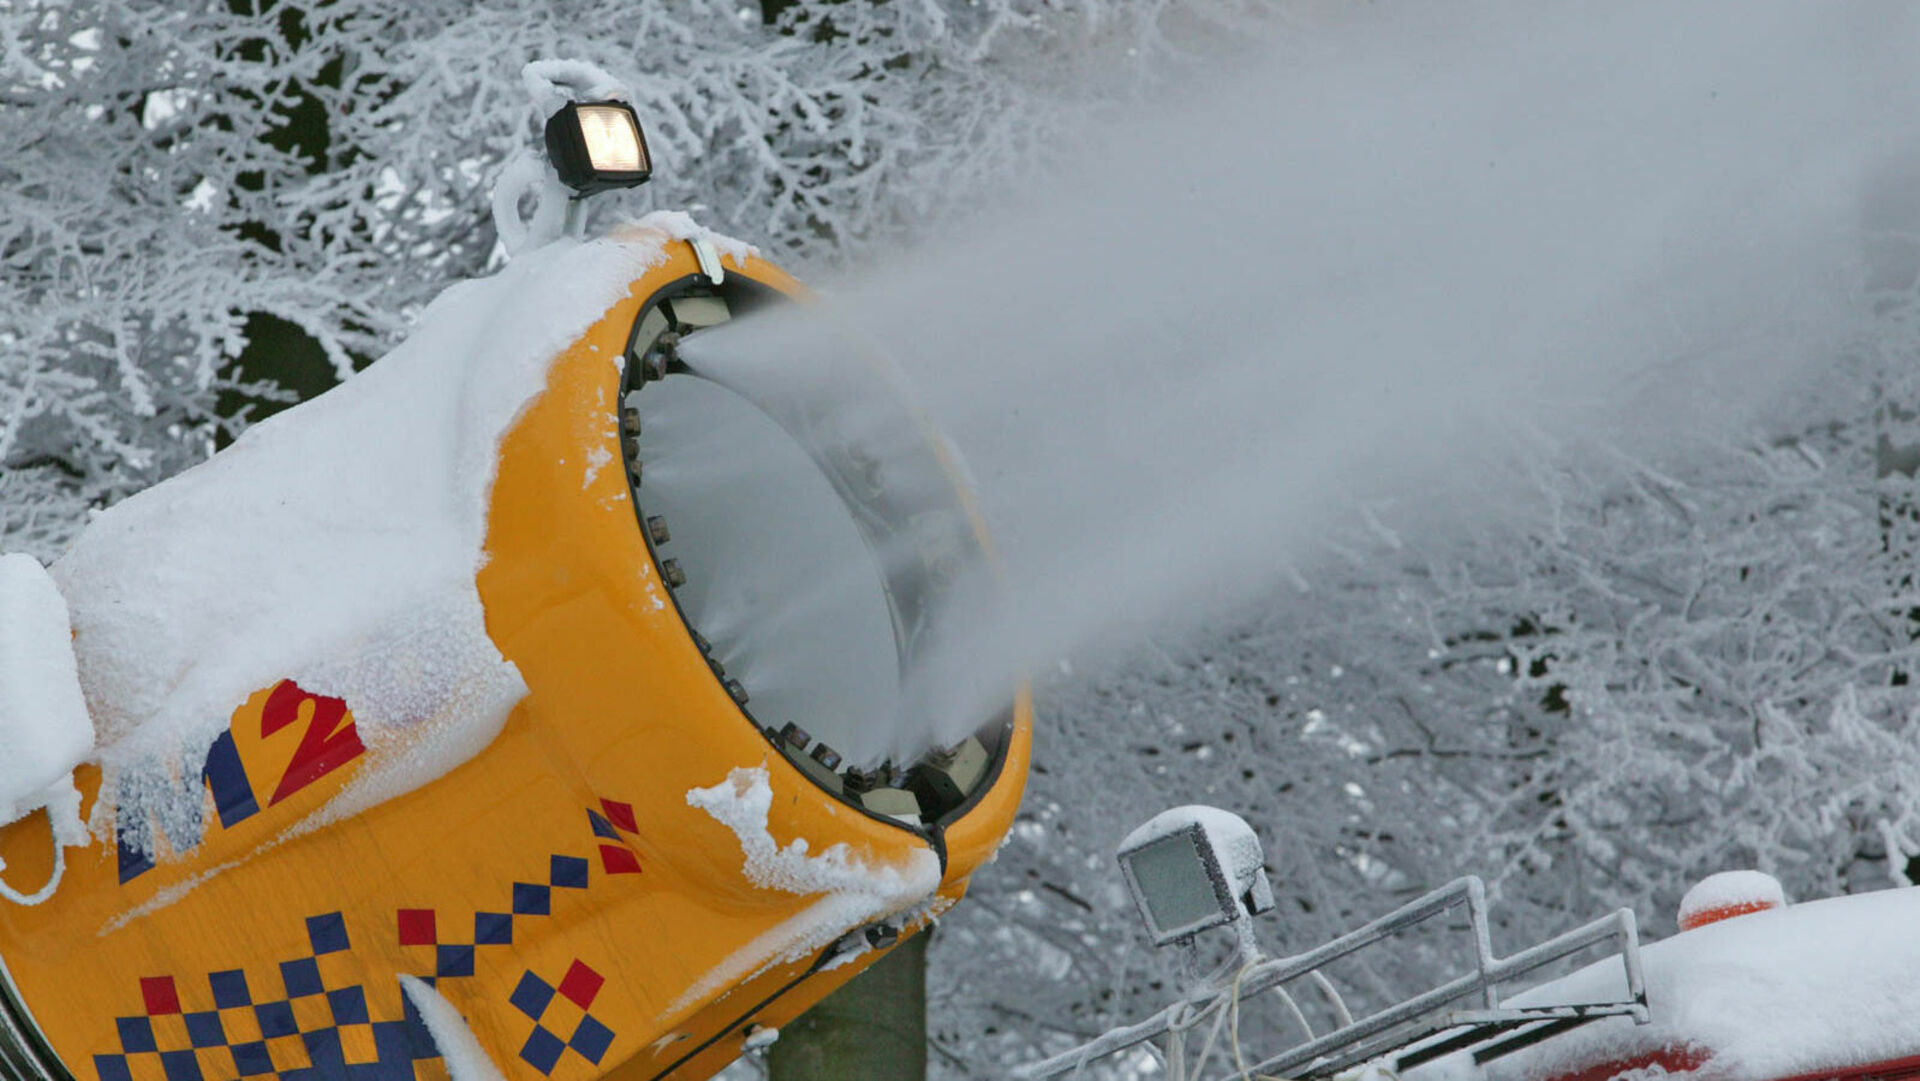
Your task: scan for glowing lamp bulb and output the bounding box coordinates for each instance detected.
[577,105,645,172]
[544,100,653,195]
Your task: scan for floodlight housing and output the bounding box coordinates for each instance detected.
[545,100,652,195]
[1117,806,1276,947]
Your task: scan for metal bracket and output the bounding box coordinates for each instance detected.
[688,237,726,285]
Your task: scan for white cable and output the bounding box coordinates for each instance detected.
[1270,984,1316,1043]
[1190,991,1235,1081]
[1311,971,1354,1029]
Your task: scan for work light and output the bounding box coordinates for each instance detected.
[1117,806,1275,947]
[545,101,652,194]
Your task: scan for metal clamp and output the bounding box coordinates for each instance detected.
[688,237,726,285]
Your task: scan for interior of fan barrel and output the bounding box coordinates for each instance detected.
[617,276,1011,831]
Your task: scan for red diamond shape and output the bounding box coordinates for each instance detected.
[397,909,437,946]
[599,844,641,875]
[140,976,180,1015]
[557,960,604,1009]
[599,799,636,833]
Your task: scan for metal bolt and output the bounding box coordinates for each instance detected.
[627,459,643,486]
[643,338,675,382]
[810,743,843,771]
[863,923,899,950]
[646,515,670,544]
[661,559,686,587]
[843,767,880,794]
[779,722,811,750]
[620,407,641,435]
[724,679,749,705]
[622,434,640,460]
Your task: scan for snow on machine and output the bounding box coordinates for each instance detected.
[1396,872,1920,1081]
[0,70,1030,1081]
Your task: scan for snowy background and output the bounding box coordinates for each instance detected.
[6,2,1920,1079]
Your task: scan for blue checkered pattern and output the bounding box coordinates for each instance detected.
[92,914,445,1081]
[507,967,614,1076]
[101,812,627,1081]
[399,855,591,979]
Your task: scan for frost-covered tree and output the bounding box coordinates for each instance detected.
[1,0,1242,561]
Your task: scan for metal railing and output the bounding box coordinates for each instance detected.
[1017,876,1648,1081]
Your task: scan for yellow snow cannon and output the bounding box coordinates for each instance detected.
[0,230,1031,1081]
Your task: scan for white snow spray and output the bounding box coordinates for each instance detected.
[678,1,1920,766]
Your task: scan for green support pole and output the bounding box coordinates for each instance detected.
[768,931,928,1081]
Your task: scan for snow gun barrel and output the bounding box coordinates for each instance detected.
[0,229,1030,1081]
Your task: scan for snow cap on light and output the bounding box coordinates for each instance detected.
[521,58,633,120]
[1678,870,1787,931]
[1116,805,1274,946]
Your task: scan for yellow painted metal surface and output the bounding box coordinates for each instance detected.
[0,239,1031,1081]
